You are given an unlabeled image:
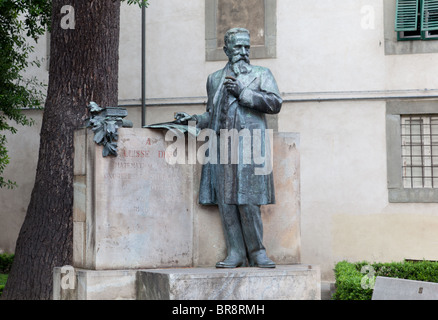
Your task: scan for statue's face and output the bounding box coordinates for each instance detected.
[224,33,251,64]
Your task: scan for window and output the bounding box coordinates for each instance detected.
[401,115,438,188]
[396,0,438,40]
[384,0,438,54]
[205,0,277,61]
[386,101,438,202]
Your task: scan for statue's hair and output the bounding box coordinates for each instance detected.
[224,28,250,47]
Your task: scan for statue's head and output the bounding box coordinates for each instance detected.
[223,28,251,65]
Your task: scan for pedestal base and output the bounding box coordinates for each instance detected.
[138,265,320,300]
[53,265,320,300]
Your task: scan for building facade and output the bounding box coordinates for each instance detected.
[1,0,438,282]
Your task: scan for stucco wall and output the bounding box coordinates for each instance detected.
[0,110,43,253]
[18,0,438,101]
[280,100,438,280]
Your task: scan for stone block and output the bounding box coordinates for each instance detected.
[261,133,301,264]
[53,267,137,300]
[137,265,320,300]
[73,129,87,176]
[72,222,85,267]
[193,132,301,266]
[372,276,438,300]
[73,176,86,222]
[73,128,194,270]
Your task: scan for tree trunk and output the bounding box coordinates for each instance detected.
[2,0,121,299]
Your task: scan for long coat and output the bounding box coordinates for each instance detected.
[196,63,283,206]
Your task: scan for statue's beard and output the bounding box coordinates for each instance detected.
[231,57,250,76]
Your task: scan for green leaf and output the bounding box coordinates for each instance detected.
[124,0,149,8]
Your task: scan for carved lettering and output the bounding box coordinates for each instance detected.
[104,173,135,180]
[120,149,150,158]
[115,162,145,169]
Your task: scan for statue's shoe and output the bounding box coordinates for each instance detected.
[249,253,276,268]
[215,256,246,268]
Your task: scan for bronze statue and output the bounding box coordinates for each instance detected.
[176,28,282,268]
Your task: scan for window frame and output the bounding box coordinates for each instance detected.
[386,100,438,203]
[400,115,438,188]
[398,29,438,40]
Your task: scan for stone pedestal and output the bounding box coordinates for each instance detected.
[54,128,312,300]
[53,265,320,300]
[72,128,301,269]
[137,265,321,300]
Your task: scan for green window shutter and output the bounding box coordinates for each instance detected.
[422,0,438,31]
[395,0,419,31]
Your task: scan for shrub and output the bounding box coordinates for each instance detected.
[0,253,14,274]
[332,261,373,300]
[0,273,9,297]
[0,274,7,296]
[0,0,50,188]
[332,260,438,300]
[0,254,13,297]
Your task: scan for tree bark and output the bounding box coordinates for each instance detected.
[2,0,121,299]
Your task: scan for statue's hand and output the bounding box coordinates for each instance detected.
[174,112,194,124]
[224,76,244,98]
